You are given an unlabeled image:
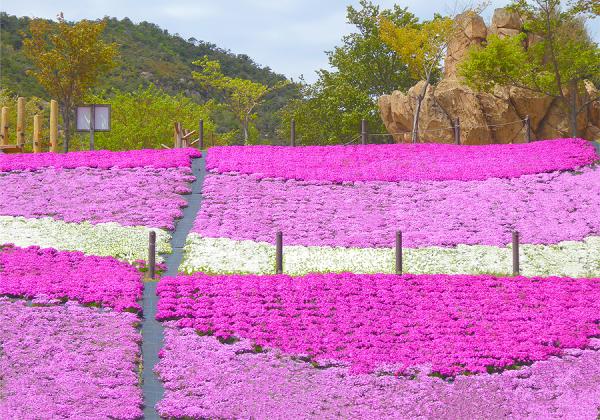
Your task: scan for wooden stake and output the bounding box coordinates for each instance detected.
[33,114,41,153]
[148,231,156,279]
[50,100,58,152]
[0,107,8,146]
[395,231,403,274]
[361,119,367,145]
[16,97,25,147]
[275,231,283,274]
[512,231,520,276]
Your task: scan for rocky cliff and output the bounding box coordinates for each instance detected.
[378,9,600,144]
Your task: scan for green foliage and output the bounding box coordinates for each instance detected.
[459,0,600,136]
[84,85,219,151]
[278,0,419,145]
[0,88,51,151]
[379,11,454,142]
[22,14,119,148]
[0,13,298,140]
[192,57,288,144]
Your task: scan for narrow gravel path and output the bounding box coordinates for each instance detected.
[141,156,206,419]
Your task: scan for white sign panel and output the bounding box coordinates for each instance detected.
[76,105,111,131]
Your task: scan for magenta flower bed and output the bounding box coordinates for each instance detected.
[0,245,142,312]
[0,166,194,229]
[206,138,597,182]
[193,166,600,247]
[156,324,600,419]
[157,272,600,376]
[0,147,201,172]
[0,298,142,419]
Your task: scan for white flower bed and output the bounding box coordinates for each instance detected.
[0,216,171,263]
[181,233,600,277]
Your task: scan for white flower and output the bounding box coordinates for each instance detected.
[181,233,600,277]
[0,216,171,263]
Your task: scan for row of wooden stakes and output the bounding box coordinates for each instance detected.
[0,97,60,154]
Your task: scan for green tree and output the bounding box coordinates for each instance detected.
[459,0,600,137]
[279,0,419,145]
[192,56,288,144]
[22,13,118,151]
[84,85,219,151]
[379,13,455,142]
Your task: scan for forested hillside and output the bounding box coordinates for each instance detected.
[0,13,298,138]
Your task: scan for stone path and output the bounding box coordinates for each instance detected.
[141,156,206,419]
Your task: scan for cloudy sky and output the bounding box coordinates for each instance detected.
[3,0,599,82]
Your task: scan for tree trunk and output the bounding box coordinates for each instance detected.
[62,107,71,153]
[243,117,249,145]
[411,81,429,143]
[569,80,578,138]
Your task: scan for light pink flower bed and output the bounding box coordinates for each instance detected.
[0,298,142,419]
[156,324,600,419]
[193,166,600,247]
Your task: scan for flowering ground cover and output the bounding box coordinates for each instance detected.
[0,166,194,229]
[193,166,600,248]
[180,234,600,277]
[0,216,171,263]
[0,147,201,172]
[206,138,597,182]
[0,298,142,419]
[156,324,600,419]
[157,272,600,376]
[0,244,143,312]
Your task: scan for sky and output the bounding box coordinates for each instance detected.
[2,0,599,83]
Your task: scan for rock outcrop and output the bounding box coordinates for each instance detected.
[379,8,600,144]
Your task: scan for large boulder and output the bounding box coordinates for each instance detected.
[378,8,600,143]
[444,12,487,78]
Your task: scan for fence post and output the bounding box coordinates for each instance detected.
[524,116,531,143]
[198,119,204,150]
[148,231,156,279]
[395,231,403,274]
[275,231,283,274]
[290,118,296,147]
[454,117,460,145]
[33,114,41,153]
[0,107,8,146]
[361,119,367,145]
[512,231,520,276]
[50,100,58,153]
[16,97,25,148]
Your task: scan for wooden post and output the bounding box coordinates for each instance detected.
[395,230,403,274]
[16,97,25,148]
[275,231,283,274]
[454,117,460,145]
[148,231,156,279]
[290,118,296,147]
[0,107,8,146]
[524,116,531,143]
[361,119,367,145]
[50,100,58,152]
[199,119,204,150]
[512,231,520,276]
[33,114,41,153]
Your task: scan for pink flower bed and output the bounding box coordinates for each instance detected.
[0,298,142,419]
[156,324,600,419]
[193,166,600,247]
[0,147,201,172]
[0,244,142,312]
[206,138,597,182]
[0,166,194,229]
[157,272,600,376]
